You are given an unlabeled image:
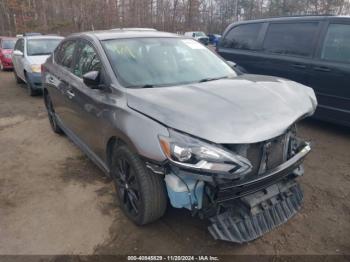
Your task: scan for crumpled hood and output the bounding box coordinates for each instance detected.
[27,55,50,65]
[126,74,317,144]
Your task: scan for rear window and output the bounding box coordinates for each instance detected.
[321,24,350,63]
[263,22,319,57]
[220,23,262,50]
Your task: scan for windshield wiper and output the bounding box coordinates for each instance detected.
[30,53,51,56]
[198,76,229,83]
[127,84,156,89]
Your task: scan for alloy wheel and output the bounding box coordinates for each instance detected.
[113,157,140,216]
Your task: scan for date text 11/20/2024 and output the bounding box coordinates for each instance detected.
[127,255,220,261]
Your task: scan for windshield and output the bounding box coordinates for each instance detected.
[27,39,61,56]
[2,39,16,49]
[195,32,206,37]
[102,38,236,87]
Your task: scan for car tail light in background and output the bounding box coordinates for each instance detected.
[41,64,45,73]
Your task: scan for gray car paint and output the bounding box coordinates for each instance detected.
[44,62,169,173]
[43,30,317,175]
[127,75,317,144]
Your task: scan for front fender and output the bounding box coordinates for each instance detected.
[103,105,170,163]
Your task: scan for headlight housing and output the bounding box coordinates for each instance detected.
[30,64,41,73]
[159,129,252,176]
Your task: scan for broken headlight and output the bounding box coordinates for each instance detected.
[159,129,252,175]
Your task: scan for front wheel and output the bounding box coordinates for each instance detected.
[111,145,167,225]
[25,75,38,96]
[44,92,64,134]
[14,69,24,84]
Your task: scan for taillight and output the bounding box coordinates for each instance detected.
[41,64,45,73]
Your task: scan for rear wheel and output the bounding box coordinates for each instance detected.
[110,145,167,225]
[44,92,63,134]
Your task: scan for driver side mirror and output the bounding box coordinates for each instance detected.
[226,60,246,75]
[83,71,101,89]
[13,50,23,56]
[226,61,237,68]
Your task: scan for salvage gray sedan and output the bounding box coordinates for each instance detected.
[42,29,317,243]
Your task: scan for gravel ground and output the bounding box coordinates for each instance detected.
[0,70,349,255]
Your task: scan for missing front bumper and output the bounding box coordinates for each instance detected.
[208,180,303,243]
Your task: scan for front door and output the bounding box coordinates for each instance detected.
[67,39,108,160]
[13,38,25,80]
[218,22,266,73]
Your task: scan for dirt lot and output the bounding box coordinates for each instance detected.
[0,70,349,255]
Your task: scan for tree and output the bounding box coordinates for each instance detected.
[0,0,349,36]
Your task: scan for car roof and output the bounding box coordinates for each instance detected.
[21,35,64,40]
[0,36,17,40]
[231,15,350,25]
[70,29,180,41]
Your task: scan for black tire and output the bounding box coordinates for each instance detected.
[111,145,167,225]
[44,92,64,134]
[14,70,24,84]
[25,74,38,96]
[0,61,4,71]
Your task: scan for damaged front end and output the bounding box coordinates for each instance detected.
[152,125,311,243]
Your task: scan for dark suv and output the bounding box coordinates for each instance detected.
[218,16,350,127]
[42,29,316,243]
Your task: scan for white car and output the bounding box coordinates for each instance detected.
[12,34,63,96]
[184,31,209,45]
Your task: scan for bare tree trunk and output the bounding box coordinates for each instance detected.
[172,0,179,31]
[42,0,48,31]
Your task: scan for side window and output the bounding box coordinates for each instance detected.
[55,41,76,69]
[14,40,19,50]
[73,41,101,78]
[220,23,262,50]
[263,22,318,57]
[14,39,24,52]
[321,24,350,63]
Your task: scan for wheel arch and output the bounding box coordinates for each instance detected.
[106,135,139,170]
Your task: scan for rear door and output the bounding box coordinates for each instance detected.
[218,22,266,73]
[308,20,350,126]
[48,40,78,130]
[258,21,321,85]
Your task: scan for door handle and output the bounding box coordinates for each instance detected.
[314,66,331,72]
[48,76,54,84]
[292,63,306,69]
[66,90,75,99]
